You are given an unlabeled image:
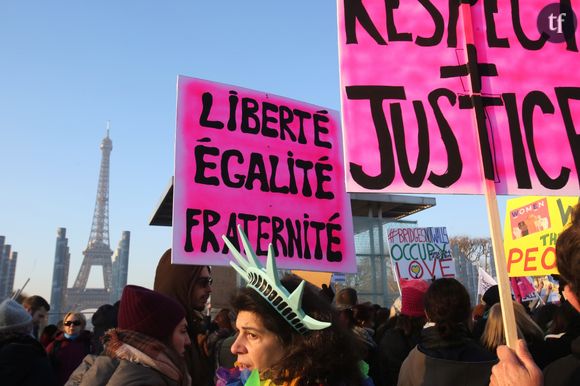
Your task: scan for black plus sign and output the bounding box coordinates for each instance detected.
[440,44,498,93]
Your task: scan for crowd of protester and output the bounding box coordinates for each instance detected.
[1,203,579,385]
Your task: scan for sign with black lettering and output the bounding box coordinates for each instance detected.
[338,0,579,195]
[173,76,356,272]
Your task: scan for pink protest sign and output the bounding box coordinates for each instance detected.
[338,0,579,195]
[173,76,356,272]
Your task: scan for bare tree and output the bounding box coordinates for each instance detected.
[450,236,493,271]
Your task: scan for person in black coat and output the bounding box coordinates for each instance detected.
[0,298,57,386]
[90,302,118,354]
[377,279,429,386]
[472,284,500,340]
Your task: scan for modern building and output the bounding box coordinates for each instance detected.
[111,231,130,303]
[0,236,17,300]
[50,128,130,322]
[49,228,70,324]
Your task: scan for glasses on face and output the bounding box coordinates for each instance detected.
[64,320,82,327]
[196,277,213,288]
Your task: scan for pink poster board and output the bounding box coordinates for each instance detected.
[173,76,356,272]
[338,0,579,195]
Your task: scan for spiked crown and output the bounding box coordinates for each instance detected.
[223,225,331,334]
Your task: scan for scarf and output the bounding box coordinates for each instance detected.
[216,367,303,386]
[352,326,377,349]
[104,329,190,386]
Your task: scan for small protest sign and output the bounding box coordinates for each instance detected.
[503,196,579,276]
[386,227,455,281]
[477,266,497,298]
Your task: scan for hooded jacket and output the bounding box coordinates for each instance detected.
[398,325,497,386]
[154,248,213,386]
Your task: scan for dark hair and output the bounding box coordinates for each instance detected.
[532,303,558,333]
[424,278,471,340]
[335,287,358,308]
[395,314,427,337]
[374,307,390,328]
[547,300,578,335]
[482,285,500,310]
[92,304,119,355]
[352,303,374,328]
[92,304,118,328]
[22,295,50,312]
[213,308,234,331]
[39,324,58,347]
[231,275,364,385]
[556,202,580,301]
[337,308,355,330]
[41,324,58,337]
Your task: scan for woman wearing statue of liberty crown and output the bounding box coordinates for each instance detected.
[216,225,372,386]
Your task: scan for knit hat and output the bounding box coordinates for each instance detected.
[92,304,118,329]
[118,285,186,341]
[400,279,429,317]
[482,285,500,309]
[0,298,33,335]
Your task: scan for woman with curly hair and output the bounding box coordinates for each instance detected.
[217,226,369,386]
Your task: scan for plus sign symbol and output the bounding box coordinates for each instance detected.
[439,44,502,181]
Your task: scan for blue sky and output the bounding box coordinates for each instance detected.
[0,1,506,300]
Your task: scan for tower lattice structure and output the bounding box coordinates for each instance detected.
[64,127,116,312]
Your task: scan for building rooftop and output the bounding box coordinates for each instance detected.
[148,178,436,226]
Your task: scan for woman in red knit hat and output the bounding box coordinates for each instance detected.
[66,285,191,386]
[377,279,429,386]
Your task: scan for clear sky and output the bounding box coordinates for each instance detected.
[0,1,508,301]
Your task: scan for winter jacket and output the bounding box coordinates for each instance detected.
[398,325,496,386]
[378,327,421,386]
[537,311,580,368]
[543,335,580,386]
[66,354,183,386]
[65,329,190,386]
[154,249,213,386]
[46,330,94,386]
[0,333,57,386]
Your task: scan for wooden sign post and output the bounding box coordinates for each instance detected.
[460,3,518,348]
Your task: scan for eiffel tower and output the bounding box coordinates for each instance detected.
[62,125,126,313]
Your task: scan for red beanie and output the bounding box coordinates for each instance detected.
[400,279,429,317]
[118,285,186,341]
